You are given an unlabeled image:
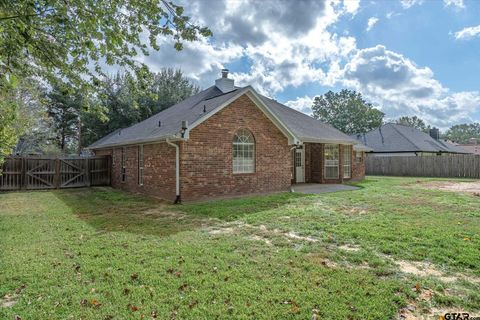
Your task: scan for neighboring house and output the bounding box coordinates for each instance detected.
[451,138,480,155]
[351,123,469,157]
[89,70,366,202]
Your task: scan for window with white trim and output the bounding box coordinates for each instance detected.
[121,147,126,182]
[233,129,255,173]
[138,145,144,186]
[344,145,352,179]
[324,144,339,179]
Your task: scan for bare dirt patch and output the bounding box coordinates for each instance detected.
[396,260,457,283]
[336,205,369,216]
[1,294,17,308]
[421,181,480,195]
[248,235,273,246]
[395,259,480,285]
[339,244,361,252]
[208,223,320,244]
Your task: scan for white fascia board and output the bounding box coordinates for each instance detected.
[245,90,300,145]
[188,87,300,145]
[300,137,358,145]
[88,135,184,150]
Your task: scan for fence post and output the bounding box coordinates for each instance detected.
[55,158,61,188]
[21,157,26,190]
[85,158,91,187]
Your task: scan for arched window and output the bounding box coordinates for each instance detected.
[233,129,255,173]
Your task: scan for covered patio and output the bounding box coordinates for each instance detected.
[293,143,357,184]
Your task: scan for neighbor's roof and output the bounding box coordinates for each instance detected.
[89,85,357,149]
[351,123,469,154]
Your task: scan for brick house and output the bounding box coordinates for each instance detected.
[89,70,368,202]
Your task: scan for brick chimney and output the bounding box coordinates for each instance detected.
[215,69,235,93]
[429,127,440,140]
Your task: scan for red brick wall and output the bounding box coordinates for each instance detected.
[180,94,292,201]
[352,151,366,180]
[95,143,177,201]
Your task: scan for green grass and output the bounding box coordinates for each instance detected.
[1,177,479,319]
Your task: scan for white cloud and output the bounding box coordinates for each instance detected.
[343,0,360,15]
[134,0,479,129]
[337,45,480,128]
[400,0,424,9]
[366,17,379,31]
[443,0,465,9]
[285,96,315,115]
[454,25,480,40]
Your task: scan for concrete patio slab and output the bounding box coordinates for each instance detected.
[291,183,360,194]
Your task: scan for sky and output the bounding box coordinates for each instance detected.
[137,0,480,130]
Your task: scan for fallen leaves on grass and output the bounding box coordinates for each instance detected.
[91,299,101,308]
[127,304,139,312]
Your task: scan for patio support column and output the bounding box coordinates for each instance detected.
[339,145,344,183]
[320,144,325,184]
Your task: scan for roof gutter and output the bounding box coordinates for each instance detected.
[300,137,359,145]
[88,135,185,150]
[166,137,181,204]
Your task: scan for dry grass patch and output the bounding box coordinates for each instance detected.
[420,181,480,195]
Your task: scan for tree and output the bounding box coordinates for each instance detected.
[444,123,480,144]
[45,86,88,154]
[0,0,211,160]
[395,116,431,133]
[81,68,199,148]
[311,89,384,134]
[138,68,200,117]
[0,1,211,89]
[11,79,59,155]
[0,79,41,161]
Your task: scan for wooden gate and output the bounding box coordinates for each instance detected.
[0,156,110,191]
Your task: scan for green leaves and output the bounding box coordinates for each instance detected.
[0,1,212,158]
[395,116,431,133]
[312,89,385,134]
[445,123,480,144]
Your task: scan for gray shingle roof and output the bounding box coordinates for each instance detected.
[351,123,469,154]
[89,85,357,149]
[259,96,357,144]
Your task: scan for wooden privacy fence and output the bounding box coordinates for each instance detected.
[366,154,480,178]
[0,156,111,191]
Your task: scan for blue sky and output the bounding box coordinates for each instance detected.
[140,0,480,130]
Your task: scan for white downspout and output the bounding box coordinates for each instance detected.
[166,138,181,204]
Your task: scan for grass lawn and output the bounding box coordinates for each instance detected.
[1,177,479,319]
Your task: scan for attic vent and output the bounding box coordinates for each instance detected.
[158,120,161,127]
[203,105,206,113]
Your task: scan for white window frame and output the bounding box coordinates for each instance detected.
[324,144,339,179]
[344,145,352,179]
[121,147,127,182]
[233,129,255,174]
[138,145,144,186]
